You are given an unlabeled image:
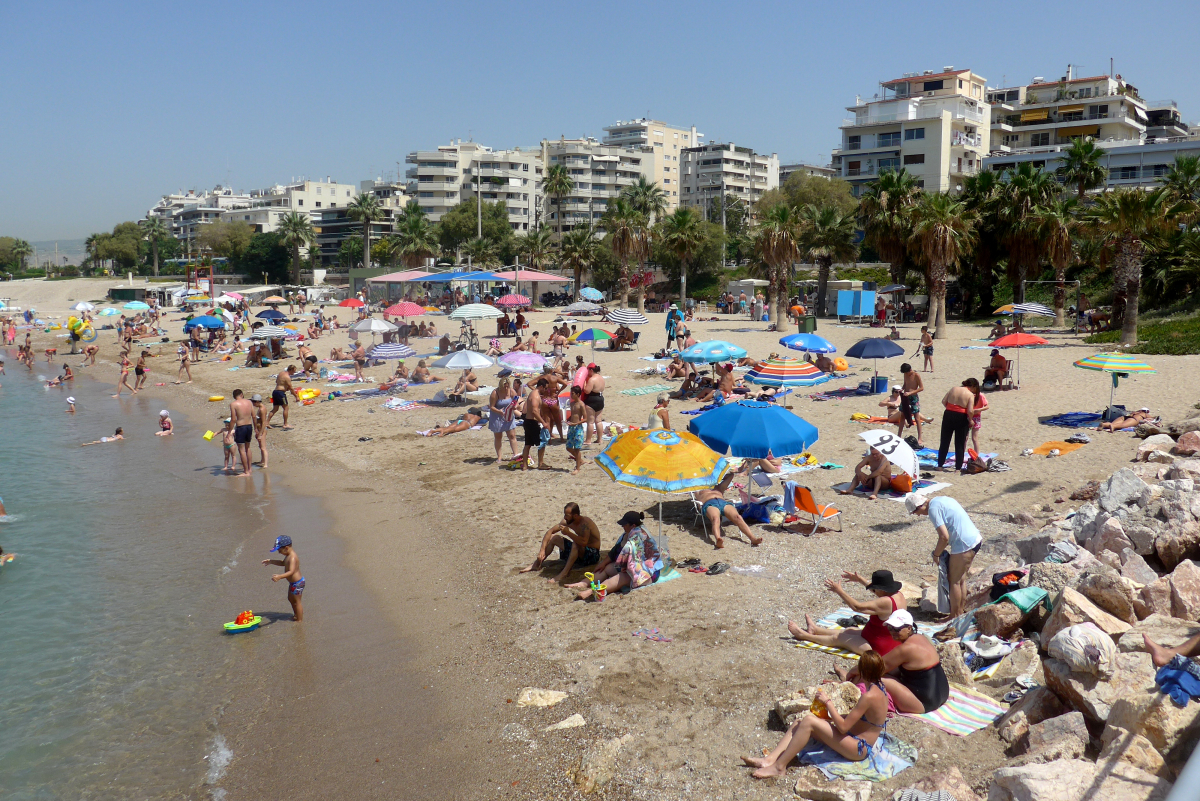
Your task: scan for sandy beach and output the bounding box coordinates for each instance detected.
[5,276,1194,799]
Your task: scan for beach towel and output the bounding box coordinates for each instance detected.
[830,479,950,501]
[382,398,427,411]
[637,356,671,361]
[620,383,674,396]
[1041,412,1103,428]
[797,732,916,782]
[464,385,494,398]
[1031,440,1085,456]
[629,365,668,375]
[915,448,996,470]
[900,685,1005,736]
[810,386,865,401]
[792,607,944,659]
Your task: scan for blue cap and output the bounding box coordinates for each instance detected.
[270,535,292,552]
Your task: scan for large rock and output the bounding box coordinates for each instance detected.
[937,641,974,686]
[1136,420,1167,438]
[1126,522,1159,557]
[1078,572,1139,624]
[1100,726,1169,778]
[981,641,1044,688]
[1107,655,1200,765]
[1072,502,1101,543]
[1168,418,1200,438]
[919,585,940,613]
[570,733,633,794]
[1090,517,1136,558]
[793,778,871,801]
[1043,587,1133,645]
[1137,434,1177,461]
[998,710,1030,746]
[1155,522,1200,571]
[1120,550,1161,586]
[988,759,1172,801]
[1118,613,1200,653]
[976,601,1028,638]
[996,685,1065,729]
[1017,526,1076,564]
[1100,469,1150,512]
[1044,652,1155,723]
[1169,559,1200,620]
[1135,578,1176,620]
[1018,710,1089,763]
[909,766,983,801]
[1167,457,1200,481]
[1172,429,1200,455]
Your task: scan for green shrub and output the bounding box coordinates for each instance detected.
[1084,316,1200,355]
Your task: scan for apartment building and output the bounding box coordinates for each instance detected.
[983,135,1200,191]
[147,186,254,250]
[360,178,413,210]
[312,207,398,266]
[405,141,541,230]
[245,178,358,214]
[539,137,659,232]
[779,162,836,183]
[602,118,702,209]
[831,68,991,195]
[680,144,780,211]
[218,206,292,234]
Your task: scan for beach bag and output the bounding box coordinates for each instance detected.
[1049,623,1117,678]
[904,435,919,450]
[891,473,913,493]
[964,456,991,474]
[990,569,1027,601]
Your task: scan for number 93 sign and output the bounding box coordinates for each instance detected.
[858,429,919,478]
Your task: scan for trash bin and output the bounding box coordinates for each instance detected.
[871,376,889,394]
[801,314,817,333]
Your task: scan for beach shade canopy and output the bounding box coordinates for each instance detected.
[993,302,1055,317]
[183,315,226,331]
[1073,352,1156,408]
[432,350,493,370]
[745,356,831,388]
[858,429,920,478]
[251,325,289,339]
[366,342,416,360]
[564,301,603,315]
[122,301,150,310]
[262,295,287,304]
[256,308,286,320]
[579,287,604,301]
[597,429,730,496]
[779,332,837,353]
[498,351,548,373]
[680,340,748,364]
[214,294,242,304]
[688,400,819,458]
[98,308,119,316]
[72,302,95,312]
[494,294,530,309]
[449,303,503,321]
[350,318,398,334]
[604,308,650,326]
[845,337,905,379]
[338,298,365,308]
[384,301,426,317]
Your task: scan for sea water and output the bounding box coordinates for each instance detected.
[0,356,328,799]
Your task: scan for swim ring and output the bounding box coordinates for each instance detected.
[208,395,225,402]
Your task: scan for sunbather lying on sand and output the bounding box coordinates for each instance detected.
[424,407,483,436]
[1099,407,1153,431]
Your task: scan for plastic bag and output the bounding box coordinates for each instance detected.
[1048,622,1117,678]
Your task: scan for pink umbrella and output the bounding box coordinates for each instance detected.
[498,351,548,373]
[384,301,426,317]
[225,292,243,300]
[495,294,530,309]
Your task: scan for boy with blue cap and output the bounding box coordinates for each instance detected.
[262,535,303,621]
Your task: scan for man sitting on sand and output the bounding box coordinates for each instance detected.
[988,320,1008,339]
[672,372,713,399]
[425,407,484,437]
[815,353,835,374]
[695,472,763,548]
[842,447,893,499]
[565,511,661,601]
[788,569,906,655]
[519,502,603,583]
[393,361,409,380]
[1100,407,1154,432]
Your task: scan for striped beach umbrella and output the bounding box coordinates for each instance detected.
[994,302,1055,318]
[745,356,831,388]
[251,325,289,339]
[262,295,287,305]
[384,301,426,317]
[498,351,548,373]
[569,326,614,356]
[1074,352,1156,408]
[604,308,649,326]
[449,303,503,321]
[367,342,416,360]
[495,294,530,309]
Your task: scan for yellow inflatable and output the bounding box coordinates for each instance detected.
[832,357,849,372]
[80,327,97,343]
[297,388,319,401]
[208,395,225,402]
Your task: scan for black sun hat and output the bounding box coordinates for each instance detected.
[865,569,903,594]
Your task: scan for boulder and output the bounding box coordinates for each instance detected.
[1072,502,1101,543]
[793,778,871,801]
[998,710,1030,746]
[1022,562,1074,603]
[516,687,568,707]
[909,766,982,801]
[919,585,940,614]
[937,641,974,686]
[1078,572,1139,624]
[1117,613,1200,653]
[570,733,633,794]
[976,601,1028,638]
[1098,550,1124,570]
[1099,726,1169,778]
[1089,517,1135,557]
[981,641,1044,688]
[1120,550,1161,586]
[1168,418,1200,438]
[1100,469,1150,512]
[774,688,816,726]
[1043,587,1133,645]
[1126,523,1159,557]
[1169,559,1200,620]
[1016,526,1076,564]
[1044,652,1155,723]
[988,759,1171,801]
[1135,421,1166,438]
[1136,434,1177,461]
[1138,484,1165,508]
[1172,429,1200,455]
[1018,710,1089,763]
[996,685,1065,728]
[1167,457,1200,482]
[1154,522,1200,571]
[1106,653,1200,763]
[1160,478,1195,493]
[1147,450,1178,466]
[1134,579,1175,620]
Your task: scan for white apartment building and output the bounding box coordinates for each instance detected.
[360,179,413,210]
[405,141,541,230]
[831,68,991,195]
[245,178,358,215]
[602,118,702,209]
[780,162,836,182]
[680,144,780,212]
[218,206,292,234]
[983,134,1200,190]
[539,137,659,232]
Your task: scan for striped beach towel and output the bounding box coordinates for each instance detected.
[792,607,946,659]
[620,383,674,396]
[900,685,1004,736]
[382,398,427,411]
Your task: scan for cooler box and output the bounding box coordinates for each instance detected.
[871,376,889,394]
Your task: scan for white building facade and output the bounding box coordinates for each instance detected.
[679,143,780,211]
[539,137,659,232]
[602,118,703,209]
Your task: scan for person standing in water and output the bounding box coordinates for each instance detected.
[229,390,255,476]
[251,394,268,468]
[263,535,303,621]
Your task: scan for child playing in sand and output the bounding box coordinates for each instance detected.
[221,418,235,472]
[263,535,303,622]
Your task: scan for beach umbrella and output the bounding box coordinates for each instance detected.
[495,294,530,309]
[993,302,1055,318]
[498,351,548,373]
[680,340,748,364]
[745,356,831,388]
[262,295,287,305]
[339,298,365,308]
[580,287,604,301]
[256,308,286,321]
[858,429,920,478]
[989,332,1049,388]
[251,325,289,339]
[71,302,95,312]
[0,301,5,309]
[844,337,904,381]
[596,428,731,540]
[350,318,398,334]
[1073,352,1156,408]
[449,303,503,321]
[366,342,416,360]
[98,307,119,316]
[123,301,150,311]
[432,350,493,370]
[219,309,236,322]
[878,284,908,294]
[604,308,650,326]
[564,301,603,315]
[570,327,615,356]
[778,332,837,354]
[688,400,819,458]
[183,315,226,332]
[384,301,426,317]
[214,294,242,304]
[223,292,243,300]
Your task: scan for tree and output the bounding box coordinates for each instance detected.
[1162,155,1200,218]
[1033,198,1079,326]
[437,199,513,258]
[10,239,32,272]
[910,193,976,339]
[560,226,601,300]
[196,221,252,263]
[602,197,649,308]
[621,176,668,224]
[392,204,438,269]
[999,162,1059,303]
[105,222,144,271]
[960,170,1005,316]
[859,168,920,285]
[346,193,383,270]
[338,237,363,269]
[753,203,801,325]
[277,211,315,284]
[1087,188,1180,346]
[240,232,291,285]
[758,171,858,217]
[1057,138,1108,201]
[463,237,498,268]
[139,218,169,277]
[543,164,575,239]
[798,204,858,320]
[518,227,554,271]
[658,207,705,307]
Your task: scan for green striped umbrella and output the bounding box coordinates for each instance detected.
[1073,352,1155,408]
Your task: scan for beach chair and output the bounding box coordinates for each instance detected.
[793,486,841,535]
[689,492,710,537]
[632,331,641,350]
[1002,359,1015,390]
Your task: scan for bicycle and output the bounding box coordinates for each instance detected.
[457,324,480,351]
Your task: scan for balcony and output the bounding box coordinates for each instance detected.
[997,110,1141,129]
[843,102,986,128]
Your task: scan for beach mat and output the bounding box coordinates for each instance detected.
[915,448,996,469]
[792,607,944,659]
[620,383,674,396]
[1041,412,1102,428]
[809,386,866,401]
[798,733,916,782]
[1031,440,1085,456]
[900,685,1005,736]
[831,479,951,501]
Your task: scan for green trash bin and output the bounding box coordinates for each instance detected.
[801,314,817,333]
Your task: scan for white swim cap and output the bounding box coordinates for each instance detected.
[67,397,76,403]
[159,410,169,417]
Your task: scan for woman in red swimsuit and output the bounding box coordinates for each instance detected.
[788,569,905,655]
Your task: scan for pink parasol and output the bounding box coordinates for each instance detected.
[495,294,531,309]
[384,301,427,317]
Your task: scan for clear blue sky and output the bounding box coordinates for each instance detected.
[5,0,1198,241]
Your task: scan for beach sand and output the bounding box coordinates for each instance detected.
[8,276,1196,799]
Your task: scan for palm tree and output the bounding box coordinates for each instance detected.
[559,226,601,300]
[1162,155,1200,221]
[999,162,1059,303]
[753,203,800,325]
[622,176,668,225]
[1057,138,1108,201]
[1087,188,1180,346]
[392,208,438,269]
[960,170,1004,316]
[602,197,649,308]
[910,193,976,339]
[277,211,316,284]
[798,204,857,319]
[658,207,704,308]
[463,237,498,268]
[543,164,575,239]
[519,227,554,271]
[859,168,920,285]
[139,217,169,277]
[346,193,383,270]
[1034,198,1079,326]
[11,239,32,273]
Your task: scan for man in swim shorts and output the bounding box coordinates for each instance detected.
[229,389,255,477]
[263,535,303,621]
[693,472,763,549]
[520,502,603,584]
[266,364,299,430]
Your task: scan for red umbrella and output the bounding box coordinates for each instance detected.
[495,294,530,309]
[338,298,365,308]
[384,301,426,317]
[988,333,1048,389]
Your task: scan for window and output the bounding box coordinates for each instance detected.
[915,180,925,189]
[904,127,925,140]
[346,190,350,197]
[903,154,925,165]
[1088,104,1109,118]
[1146,164,1170,178]
[663,178,671,184]
[1030,132,1050,147]
[315,202,321,208]
[923,80,944,92]
[878,132,901,147]
[958,79,963,88]
[1080,87,1093,98]
[1112,166,1138,180]
[297,199,303,206]
[419,191,433,198]
[315,187,322,194]
[847,135,861,150]
[878,157,900,172]
[847,160,861,175]
[1061,110,1083,122]
[330,203,336,208]
[522,164,529,171]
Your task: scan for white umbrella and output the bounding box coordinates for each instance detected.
[219,309,236,322]
[251,325,290,339]
[71,302,95,312]
[215,294,242,304]
[432,350,493,370]
[858,429,919,478]
[604,308,649,326]
[350,318,399,334]
[449,303,503,321]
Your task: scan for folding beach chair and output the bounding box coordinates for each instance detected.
[793,486,841,535]
[689,492,709,537]
[632,331,641,351]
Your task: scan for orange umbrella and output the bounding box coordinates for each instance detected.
[988,333,1048,388]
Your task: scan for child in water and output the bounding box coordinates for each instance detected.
[221,418,235,472]
[263,535,303,621]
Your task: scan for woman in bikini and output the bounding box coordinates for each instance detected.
[743,650,891,779]
[1100,407,1153,432]
[788,570,904,656]
[114,353,137,397]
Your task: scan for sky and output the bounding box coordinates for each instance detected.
[4,0,1199,242]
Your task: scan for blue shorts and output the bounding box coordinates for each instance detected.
[566,424,585,450]
[289,578,305,597]
[702,498,731,516]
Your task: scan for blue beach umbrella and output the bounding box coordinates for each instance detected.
[98,308,119,316]
[687,400,819,458]
[680,340,748,364]
[845,337,904,380]
[183,315,226,332]
[123,301,150,311]
[779,332,837,354]
[580,287,604,301]
[256,309,286,321]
